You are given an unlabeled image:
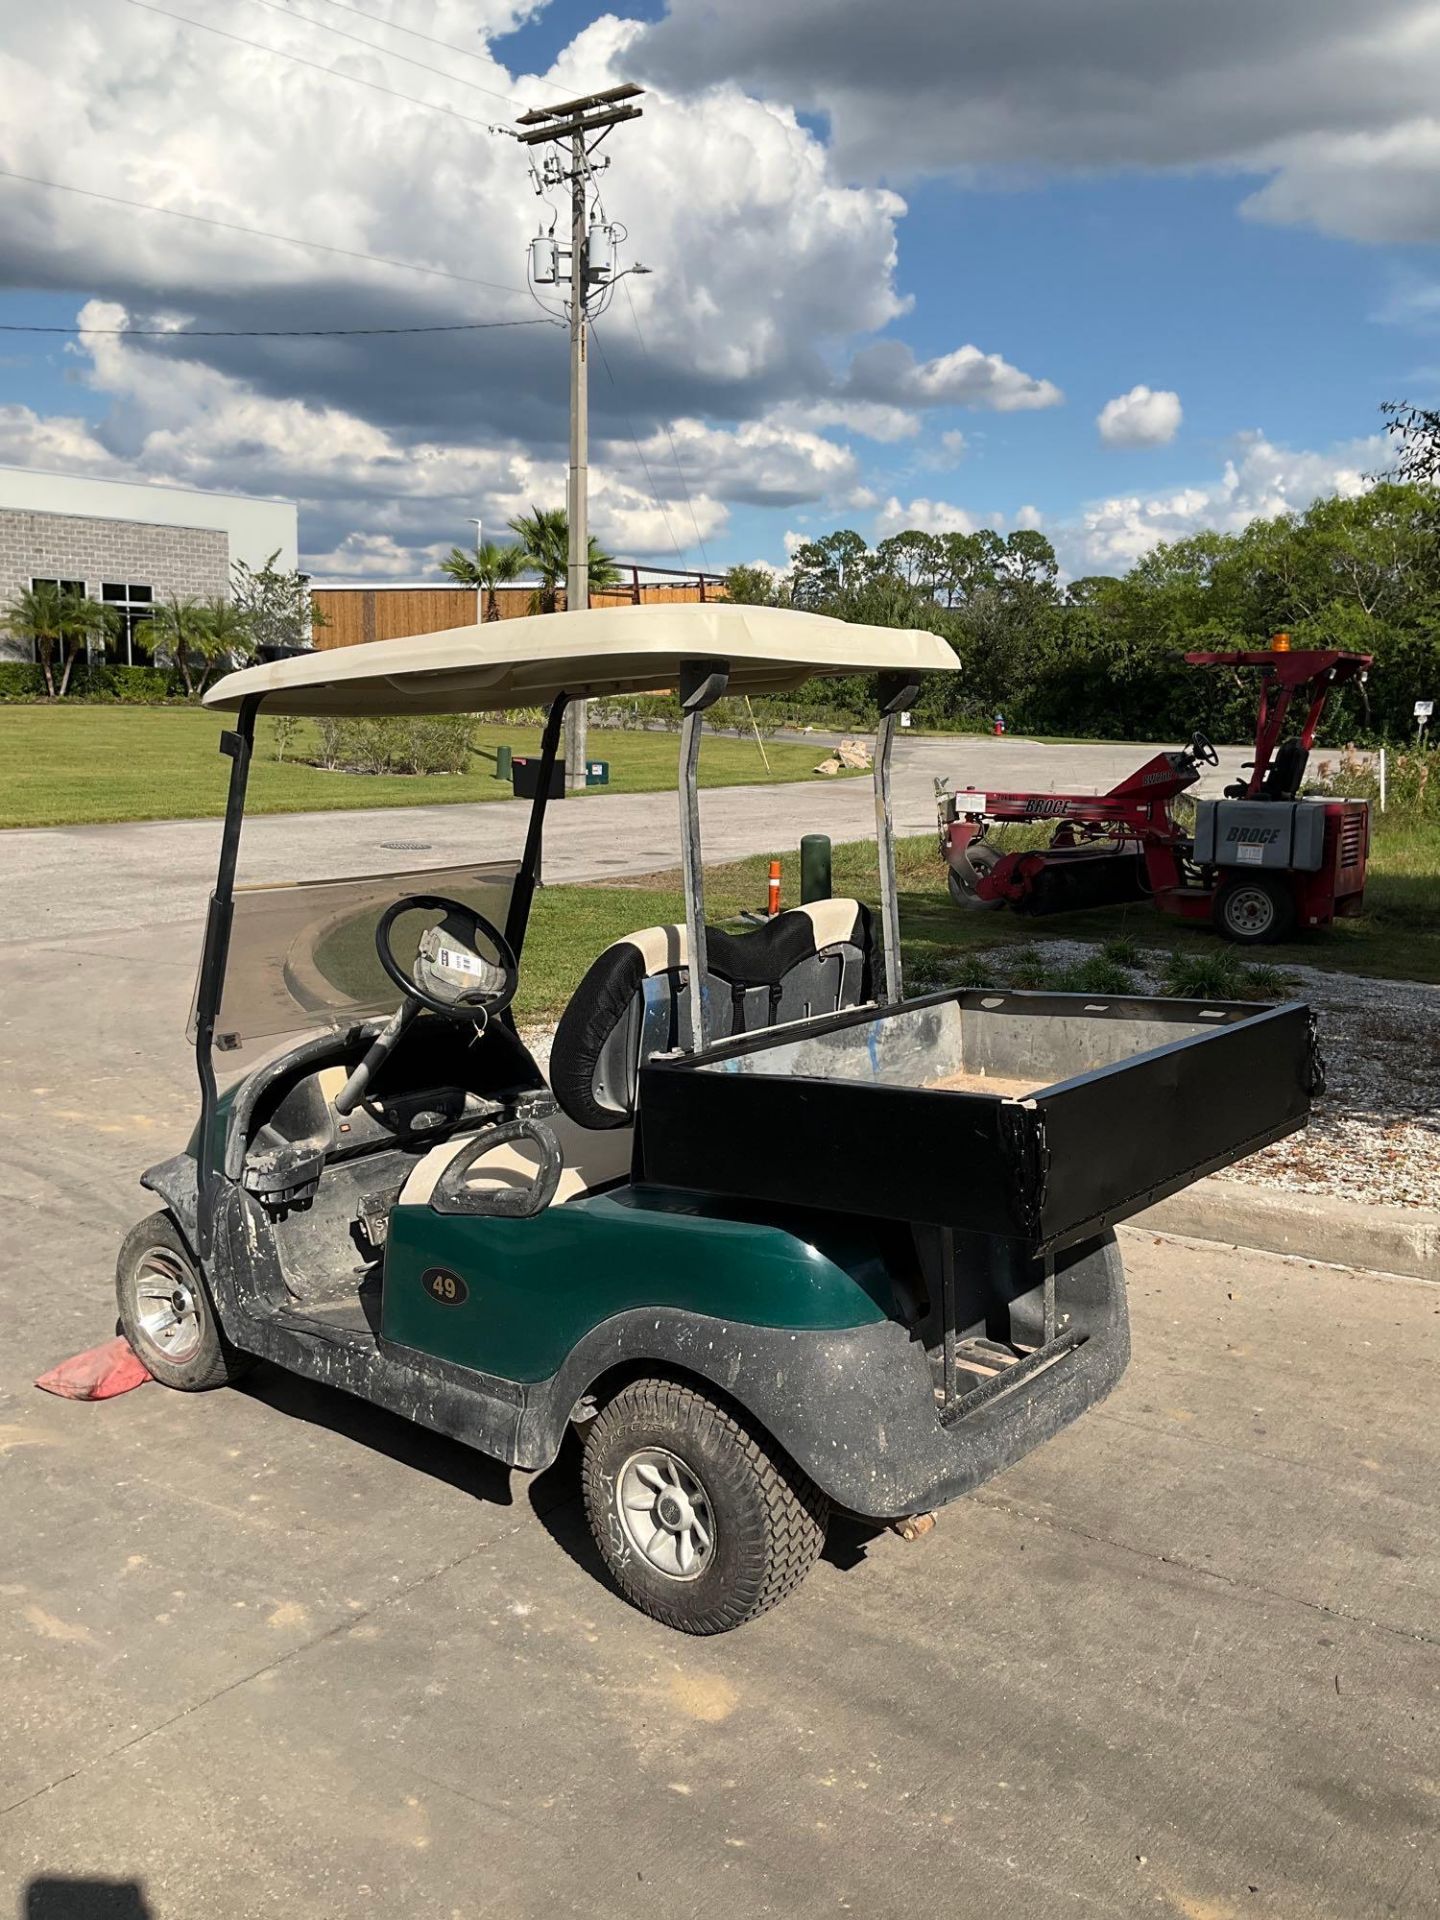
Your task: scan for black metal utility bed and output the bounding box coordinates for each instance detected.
[639,988,1318,1255]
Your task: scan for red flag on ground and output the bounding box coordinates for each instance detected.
[36,1336,152,1401]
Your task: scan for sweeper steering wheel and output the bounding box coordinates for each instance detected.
[1189,730,1220,767]
[332,896,519,1117]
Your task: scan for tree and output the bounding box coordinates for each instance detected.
[788,529,873,609]
[0,582,113,697]
[199,596,256,691]
[230,550,325,653]
[148,596,212,698]
[722,564,783,606]
[506,506,618,613]
[1380,400,1440,485]
[441,539,525,620]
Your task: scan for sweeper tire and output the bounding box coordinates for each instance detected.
[947,844,1003,909]
[1214,874,1295,946]
[116,1212,254,1392]
[582,1377,828,1634]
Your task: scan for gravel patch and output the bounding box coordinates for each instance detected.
[524,945,1438,1212]
[963,938,1440,1211]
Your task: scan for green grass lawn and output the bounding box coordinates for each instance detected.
[0,706,850,829]
[513,817,1440,1021]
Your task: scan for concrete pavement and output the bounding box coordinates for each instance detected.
[3,732,1435,1918]
[0,733,1251,944]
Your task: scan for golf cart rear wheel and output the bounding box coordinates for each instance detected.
[116,1211,253,1392]
[1215,874,1295,946]
[581,1378,829,1634]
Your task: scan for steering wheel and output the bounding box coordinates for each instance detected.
[374,894,518,1019]
[333,895,518,1116]
[1189,729,1220,767]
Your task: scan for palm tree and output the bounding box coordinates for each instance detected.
[507,506,618,613]
[441,539,524,621]
[198,596,256,691]
[148,595,214,699]
[0,582,113,697]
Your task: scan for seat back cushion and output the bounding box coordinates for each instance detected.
[548,900,872,1130]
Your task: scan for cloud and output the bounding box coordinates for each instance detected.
[634,0,1440,244]
[1096,385,1183,448]
[627,416,858,507]
[1068,430,1388,572]
[843,341,1061,413]
[0,1,1070,575]
[873,496,981,537]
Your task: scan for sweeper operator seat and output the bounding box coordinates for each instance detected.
[548,899,874,1131]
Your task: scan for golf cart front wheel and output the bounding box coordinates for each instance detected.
[1215,874,1295,945]
[581,1378,828,1634]
[116,1211,253,1392]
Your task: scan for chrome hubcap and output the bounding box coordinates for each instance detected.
[615,1448,715,1581]
[134,1249,203,1363]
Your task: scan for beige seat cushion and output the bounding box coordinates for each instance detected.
[398,1107,634,1210]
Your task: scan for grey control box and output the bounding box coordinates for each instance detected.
[1192,798,1327,872]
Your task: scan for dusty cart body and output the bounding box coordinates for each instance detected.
[116,603,1321,1633]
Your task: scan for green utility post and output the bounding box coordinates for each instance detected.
[800,834,832,903]
[495,745,513,783]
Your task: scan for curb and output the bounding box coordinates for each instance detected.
[1136,1178,1440,1283]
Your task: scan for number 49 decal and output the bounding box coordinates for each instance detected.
[421,1267,468,1306]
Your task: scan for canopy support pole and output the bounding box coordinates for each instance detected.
[678,661,730,1053]
[194,693,260,1264]
[503,690,568,972]
[873,674,920,1005]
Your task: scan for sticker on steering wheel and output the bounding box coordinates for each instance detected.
[434,945,490,978]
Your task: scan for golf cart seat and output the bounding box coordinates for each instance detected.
[548,899,874,1131]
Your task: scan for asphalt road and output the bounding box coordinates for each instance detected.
[1,736,1435,1919]
[0,732,1251,944]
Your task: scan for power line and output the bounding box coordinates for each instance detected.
[302,0,525,93]
[0,167,527,295]
[0,316,554,337]
[236,0,522,110]
[123,0,499,134]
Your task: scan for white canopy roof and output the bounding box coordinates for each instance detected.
[204,602,958,716]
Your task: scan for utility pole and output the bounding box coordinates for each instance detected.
[516,83,644,787]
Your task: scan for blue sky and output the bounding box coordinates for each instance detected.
[1,0,1434,578]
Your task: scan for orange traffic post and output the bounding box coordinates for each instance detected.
[767,859,781,917]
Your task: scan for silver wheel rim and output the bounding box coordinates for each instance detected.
[133,1248,204,1364]
[615,1447,716,1582]
[1226,886,1274,936]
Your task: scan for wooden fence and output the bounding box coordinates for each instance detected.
[312,569,726,651]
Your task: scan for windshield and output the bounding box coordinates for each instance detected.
[191,859,520,1051]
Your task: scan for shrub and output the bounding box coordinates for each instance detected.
[0,661,45,699]
[311,715,474,776]
[1100,934,1144,968]
[1309,745,1437,821]
[1051,954,1138,996]
[1005,944,1053,991]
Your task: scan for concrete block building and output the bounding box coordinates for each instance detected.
[0,467,298,665]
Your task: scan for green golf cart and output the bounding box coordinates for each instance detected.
[117,604,1319,1633]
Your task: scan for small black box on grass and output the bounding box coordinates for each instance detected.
[585,760,610,787]
[511,755,565,799]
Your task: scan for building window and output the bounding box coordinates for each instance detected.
[100,583,155,666]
